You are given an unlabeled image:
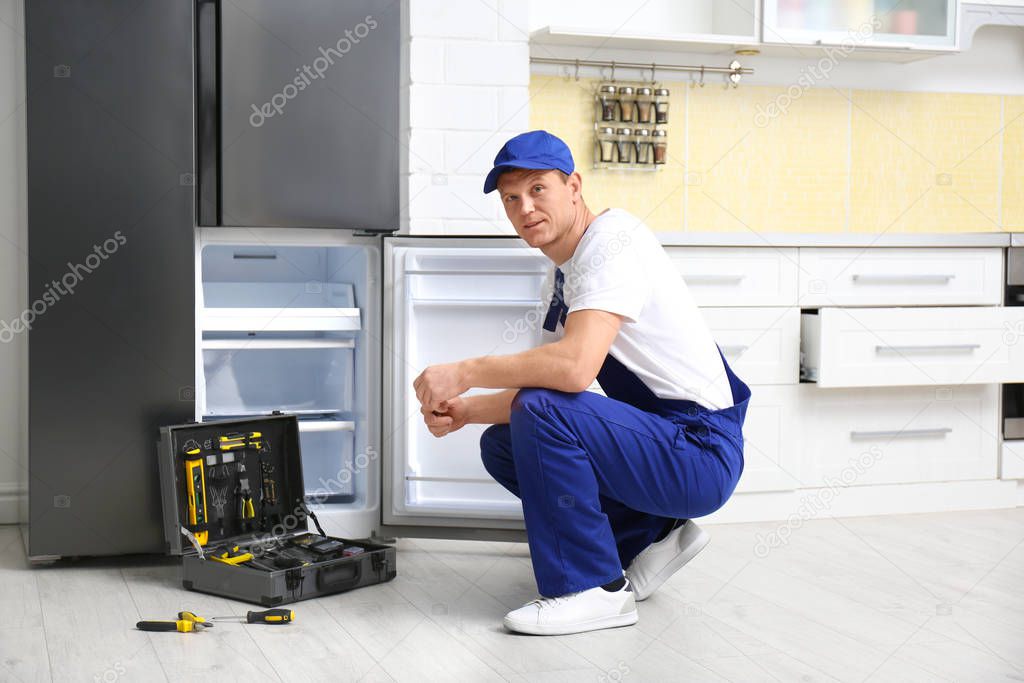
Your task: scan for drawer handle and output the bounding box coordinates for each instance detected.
[851,274,955,284]
[233,252,277,260]
[720,344,749,356]
[683,274,746,285]
[850,428,952,440]
[875,344,980,355]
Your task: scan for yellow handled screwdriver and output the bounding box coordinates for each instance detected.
[211,609,295,625]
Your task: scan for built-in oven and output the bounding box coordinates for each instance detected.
[1004,246,1024,440]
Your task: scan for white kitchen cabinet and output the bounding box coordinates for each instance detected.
[801,306,1024,387]
[702,307,800,384]
[735,385,802,492]
[762,0,958,49]
[798,383,999,486]
[666,247,799,307]
[529,0,759,49]
[798,248,1003,307]
[1002,441,1024,480]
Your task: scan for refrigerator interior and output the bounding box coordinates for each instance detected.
[197,237,380,537]
[385,242,549,527]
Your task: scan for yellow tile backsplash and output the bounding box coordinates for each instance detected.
[529,74,1015,234]
[851,91,1002,233]
[1005,96,1024,231]
[687,85,849,233]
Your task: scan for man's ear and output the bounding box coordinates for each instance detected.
[569,172,583,202]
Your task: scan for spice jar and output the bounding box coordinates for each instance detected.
[596,126,616,163]
[654,88,670,124]
[652,128,668,164]
[636,87,654,124]
[617,86,636,123]
[634,128,652,164]
[597,84,618,122]
[615,128,633,163]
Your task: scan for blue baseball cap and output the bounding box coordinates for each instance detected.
[483,130,575,194]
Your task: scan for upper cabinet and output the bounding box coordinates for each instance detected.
[762,0,957,49]
[527,1,1024,61]
[529,0,759,52]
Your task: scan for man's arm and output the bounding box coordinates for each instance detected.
[463,388,518,425]
[414,308,623,411]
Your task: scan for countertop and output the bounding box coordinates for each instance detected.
[656,232,1016,248]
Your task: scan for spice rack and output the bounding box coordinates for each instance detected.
[592,81,670,171]
[530,56,753,173]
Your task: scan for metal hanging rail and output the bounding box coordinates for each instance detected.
[529,56,754,86]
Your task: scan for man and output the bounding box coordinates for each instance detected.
[413,130,751,636]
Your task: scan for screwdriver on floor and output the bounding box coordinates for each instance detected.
[211,608,295,625]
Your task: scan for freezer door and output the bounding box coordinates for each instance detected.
[383,237,551,535]
[201,0,399,229]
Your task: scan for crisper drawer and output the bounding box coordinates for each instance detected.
[734,385,800,493]
[665,247,799,307]
[801,307,1024,388]
[798,248,1003,306]
[299,420,356,502]
[702,307,800,385]
[202,337,354,417]
[799,384,999,486]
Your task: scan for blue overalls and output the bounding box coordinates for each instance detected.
[479,268,753,597]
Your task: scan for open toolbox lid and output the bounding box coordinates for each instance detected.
[157,414,311,556]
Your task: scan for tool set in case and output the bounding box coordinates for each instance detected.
[157,414,396,606]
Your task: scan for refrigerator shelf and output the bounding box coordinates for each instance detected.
[202,307,361,332]
[299,419,356,433]
[201,338,355,350]
[409,298,542,308]
[203,281,356,309]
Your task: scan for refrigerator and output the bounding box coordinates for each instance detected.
[26,0,534,561]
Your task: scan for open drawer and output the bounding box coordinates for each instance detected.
[801,307,1024,388]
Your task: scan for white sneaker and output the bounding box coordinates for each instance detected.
[625,520,710,601]
[502,579,638,635]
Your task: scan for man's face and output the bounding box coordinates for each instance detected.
[497,169,580,249]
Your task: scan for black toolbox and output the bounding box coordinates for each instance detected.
[157,414,396,606]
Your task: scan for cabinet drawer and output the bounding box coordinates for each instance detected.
[799,384,999,486]
[702,307,800,385]
[1002,441,1024,480]
[801,307,1024,388]
[798,248,1003,306]
[666,247,799,307]
[735,385,800,493]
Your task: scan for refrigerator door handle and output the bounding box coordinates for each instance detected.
[196,0,221,226]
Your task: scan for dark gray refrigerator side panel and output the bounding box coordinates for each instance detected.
[216,0,400,230]
[26,1,195,557]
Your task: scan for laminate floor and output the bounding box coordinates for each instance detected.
[1,507,1022,682]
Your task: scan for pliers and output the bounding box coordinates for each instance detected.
[136,611,213,633]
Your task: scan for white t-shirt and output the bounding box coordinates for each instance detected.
[541,208,734,411]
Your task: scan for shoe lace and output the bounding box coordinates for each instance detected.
[528,592,578,609]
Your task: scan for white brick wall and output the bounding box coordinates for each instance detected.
[404,0,531,235]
